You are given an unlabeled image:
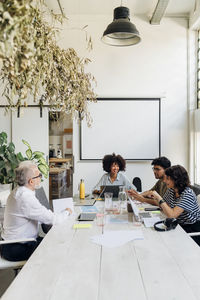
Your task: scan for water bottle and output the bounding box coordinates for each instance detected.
[80,179,85,199]
[118,186,127,210]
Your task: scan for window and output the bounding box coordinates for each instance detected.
[198,31,200,109]
[195,31,200,184]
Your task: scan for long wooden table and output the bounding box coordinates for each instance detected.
[2,203,200,300]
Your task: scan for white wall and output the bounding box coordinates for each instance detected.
[0,108,49,197]
[0,14,191,195]
[57,15,189,194]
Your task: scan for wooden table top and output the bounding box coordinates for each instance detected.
[2,202,200,300]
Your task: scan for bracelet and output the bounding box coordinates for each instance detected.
[159,199,166,206]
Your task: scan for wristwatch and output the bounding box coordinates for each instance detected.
[159,199,166,206]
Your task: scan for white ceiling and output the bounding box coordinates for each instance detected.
[46,0,196,17]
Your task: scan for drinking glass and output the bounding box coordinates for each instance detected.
[118,186,127,211]
[96,213,106,226]
[112,201,121,215]
[104,192,113,212]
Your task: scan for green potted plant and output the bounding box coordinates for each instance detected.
[0,131,49,189]
[0,1,96,126]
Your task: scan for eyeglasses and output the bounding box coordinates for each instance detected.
[152,167,162,171]
[32,173,42,180]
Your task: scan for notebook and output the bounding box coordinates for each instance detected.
[100,185,122,198]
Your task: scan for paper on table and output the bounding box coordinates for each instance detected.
[53,197,74,213]
[91,230,144,248]
[143,216,161,228]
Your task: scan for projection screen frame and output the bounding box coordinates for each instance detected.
[80,98,161,161]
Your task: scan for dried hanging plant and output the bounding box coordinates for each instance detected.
[0,0,96,125]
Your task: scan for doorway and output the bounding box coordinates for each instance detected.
[49,112,73,200]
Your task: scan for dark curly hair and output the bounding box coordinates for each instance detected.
[165,165,190,195]
[151,156,171,169]
[102,153,126,173]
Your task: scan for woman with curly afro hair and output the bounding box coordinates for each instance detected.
[151,165,200,246]
[92,153,134,194]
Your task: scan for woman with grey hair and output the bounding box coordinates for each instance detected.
[1,161,72,261]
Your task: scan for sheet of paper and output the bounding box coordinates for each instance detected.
[53,197,74,213]
[91,230,144,248]
[143,216,161,228]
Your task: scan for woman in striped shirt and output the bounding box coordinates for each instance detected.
[152,165,200,246]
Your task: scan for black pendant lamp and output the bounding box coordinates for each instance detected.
[101,6,141,46]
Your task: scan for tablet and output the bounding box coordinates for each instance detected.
[100,185,123,198]
[77,213,97,221]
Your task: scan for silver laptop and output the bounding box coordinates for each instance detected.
[74,199,96,206]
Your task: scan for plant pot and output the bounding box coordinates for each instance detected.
[0,183,11,192]
[0,184,11,207]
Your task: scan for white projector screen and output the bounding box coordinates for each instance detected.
[80,98,161,160]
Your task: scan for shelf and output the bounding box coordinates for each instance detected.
[64,128,73,134]
[49,158,71,163]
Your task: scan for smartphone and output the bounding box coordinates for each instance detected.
[144,207,160,211]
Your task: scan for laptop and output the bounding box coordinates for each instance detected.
[100,185,122,198]
[74,199,96,206]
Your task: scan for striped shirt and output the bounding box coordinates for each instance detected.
[163,187,200,224]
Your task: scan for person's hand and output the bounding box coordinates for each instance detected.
[65,208,72,215]
[144,191,156,199]
[127,189,144,202]
[93,190,100,195]
[149,191,162,201]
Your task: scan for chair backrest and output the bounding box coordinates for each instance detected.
[35,187,53,233]
[35,187,50,209]
[191,184,200,196]
[132,177,142,192]
[197,195,200,205]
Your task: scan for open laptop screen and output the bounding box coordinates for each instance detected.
[100,185,122,198]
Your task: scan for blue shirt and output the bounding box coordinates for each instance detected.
[92,172,134,192]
